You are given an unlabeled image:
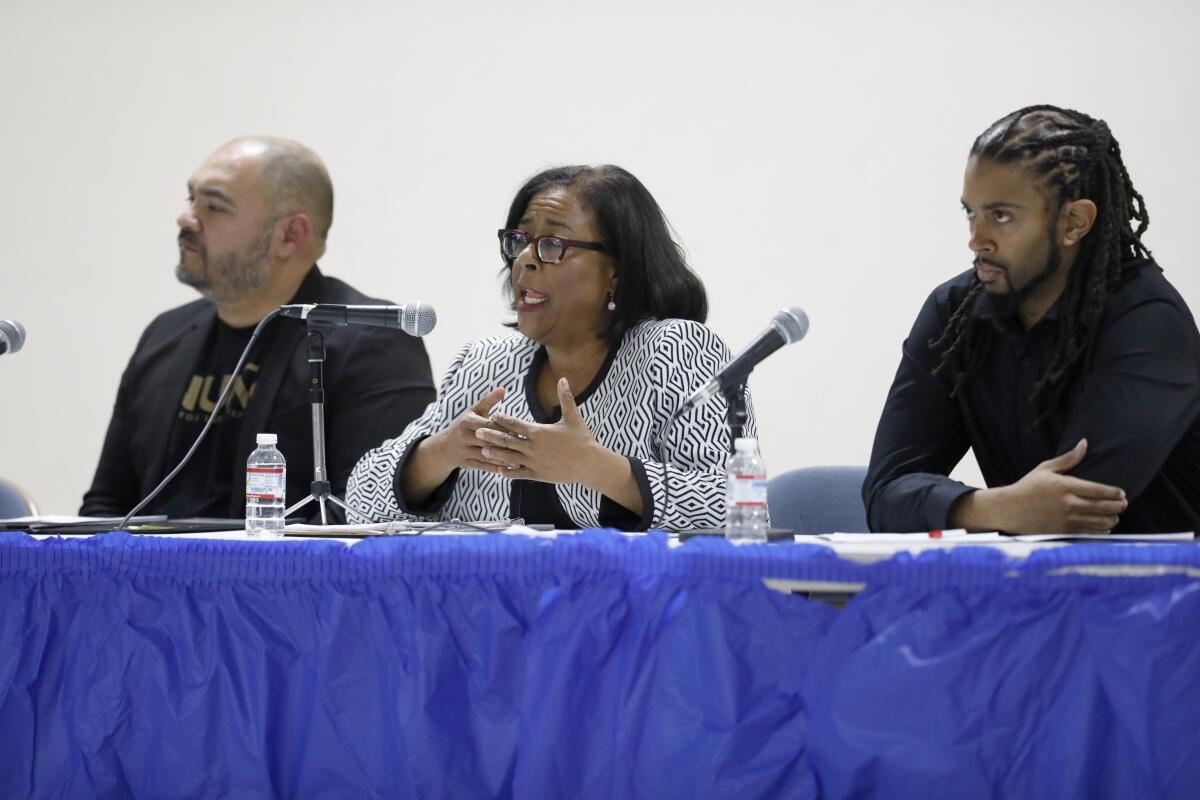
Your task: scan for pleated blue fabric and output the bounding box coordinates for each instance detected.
[0,530,1197,798]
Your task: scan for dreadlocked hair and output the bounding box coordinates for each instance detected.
[930,104,1152,421]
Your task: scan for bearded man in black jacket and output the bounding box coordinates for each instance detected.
[81,137,435,519]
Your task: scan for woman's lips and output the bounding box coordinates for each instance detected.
[517,287,548,312]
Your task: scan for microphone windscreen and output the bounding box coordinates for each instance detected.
[773,307,809,344]
[0,320,26,354]
[401,303,437,337]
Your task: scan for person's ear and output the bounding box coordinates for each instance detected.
[1061,199,1097,247]
[275,214,313,259]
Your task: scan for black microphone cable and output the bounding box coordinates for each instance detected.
[119,309,281,530]
[119,307,384,530]
[652,406,686,534]
[655,391,737,535]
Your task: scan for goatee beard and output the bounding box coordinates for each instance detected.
[175,228,272,304]
[978,232,1062,321]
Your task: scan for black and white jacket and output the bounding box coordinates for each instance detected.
[346,318,757,531]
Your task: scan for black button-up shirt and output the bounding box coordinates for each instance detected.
[864,259,1200,533]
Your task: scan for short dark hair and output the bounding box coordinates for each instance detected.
[255,137,334,243]
[501,165,708,341]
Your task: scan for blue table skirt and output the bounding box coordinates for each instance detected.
[1,530,1199,799]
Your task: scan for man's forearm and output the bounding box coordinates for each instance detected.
[948,486,1012,532]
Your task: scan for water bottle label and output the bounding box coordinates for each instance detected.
[246,467,285,500]
[727,477,767,507]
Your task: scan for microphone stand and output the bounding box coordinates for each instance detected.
[284,328,370,525]
[723,382,749,452]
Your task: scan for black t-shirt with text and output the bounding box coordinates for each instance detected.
[160,320,277,517]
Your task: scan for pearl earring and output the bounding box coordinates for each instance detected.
[607,292,616,312]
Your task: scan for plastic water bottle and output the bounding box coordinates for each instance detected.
[246,433,286,537]
[726,437,769,542]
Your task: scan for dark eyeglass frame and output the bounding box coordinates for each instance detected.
[497,228,606,264]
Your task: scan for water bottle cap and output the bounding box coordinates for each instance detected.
[734,437,758,452]
[256,433,278,445]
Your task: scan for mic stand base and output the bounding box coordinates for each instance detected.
[286,482,363,526]
[282,329,372,529]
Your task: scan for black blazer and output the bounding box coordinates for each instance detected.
[80,266,436,520]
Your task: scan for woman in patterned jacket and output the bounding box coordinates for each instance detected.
[346,165,757,531]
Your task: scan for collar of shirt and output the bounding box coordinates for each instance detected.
[972,291,1061,343]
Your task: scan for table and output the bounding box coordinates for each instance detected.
[1,529,1198,798]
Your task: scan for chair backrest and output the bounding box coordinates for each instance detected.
[0,478,38,519]
[767,466,869,535]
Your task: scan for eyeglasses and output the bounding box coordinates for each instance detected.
[498,228,606,265]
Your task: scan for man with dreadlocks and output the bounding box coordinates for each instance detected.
[864,105,1200,534]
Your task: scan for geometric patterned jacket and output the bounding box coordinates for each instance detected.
[345,318,757,531]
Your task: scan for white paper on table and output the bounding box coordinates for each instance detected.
[1009,531,1195,542]
[282,521,560,538]
[285,521,418,535]
[814,530,1007,543]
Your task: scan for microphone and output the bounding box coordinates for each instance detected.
[684,307,809,409]
[279,303,437,337]
[0,320,26,356]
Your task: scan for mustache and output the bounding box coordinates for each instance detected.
[974,255,1007,271]
[178,230,202,249]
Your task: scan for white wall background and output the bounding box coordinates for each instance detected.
[1,0,1197,515]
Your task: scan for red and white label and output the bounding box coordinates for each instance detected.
[726,476,767,507]
[246,466,285,501]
